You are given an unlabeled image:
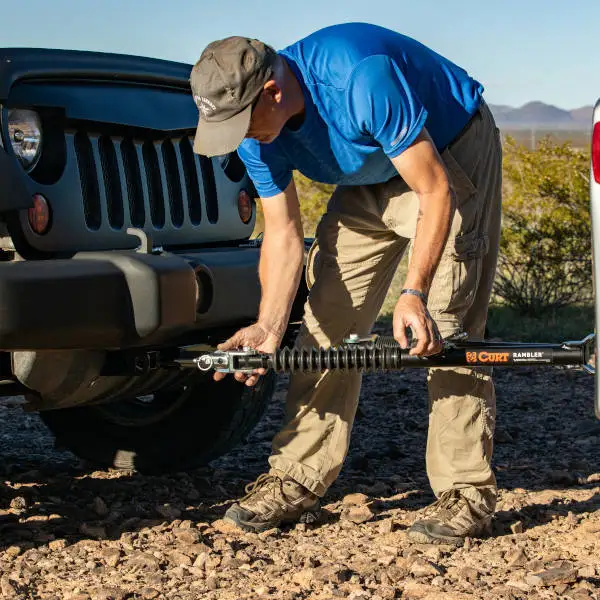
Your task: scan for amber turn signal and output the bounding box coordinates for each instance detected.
[237,189,253,224]
[28,193,51,235]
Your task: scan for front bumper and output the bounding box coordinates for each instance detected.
[0,246,267,350]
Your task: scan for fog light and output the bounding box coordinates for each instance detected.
[28,194,51,235]
[238,189,253,224]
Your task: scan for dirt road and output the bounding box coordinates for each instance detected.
[1,358,599,599]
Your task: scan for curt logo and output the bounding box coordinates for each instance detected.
[466,351,510,363]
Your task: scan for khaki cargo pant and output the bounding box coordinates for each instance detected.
[269,102,502,513]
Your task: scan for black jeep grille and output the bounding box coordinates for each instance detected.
[74,133,219,231]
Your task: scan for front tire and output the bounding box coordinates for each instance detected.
[40,372,275,474]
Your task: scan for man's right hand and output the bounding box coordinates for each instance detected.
[213,322,282,387]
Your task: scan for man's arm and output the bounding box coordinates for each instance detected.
[257,178,305,337]
[390,127,455,356]
[214,178,304,385]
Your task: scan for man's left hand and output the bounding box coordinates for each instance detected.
[393,293,443,356]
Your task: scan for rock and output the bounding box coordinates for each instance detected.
[92,497,109,517]
[342,493,370,506]
[258,527,280,539]
[206,575,218,591]
[342,504,374,524]
[9,496,28,512]
[235,550,252,564]
[510,521,524,534]
[293,568,315,588]
[458,566,480,583]
[140,589,160,600]
[79,523,107,539]
[410,557,444,577]
[193,552,209,569]
[506,579,531,593]
[548,470,578,485]
[587,473,600,483]
[313,565,351,584]
[90,587,127,600]
[504,547,528,567]
[167,550,193,567]
[378,518,394,534]
[156,503,181,520]
[174,528,202,545]
[386,564,409,583]
[525,566,578,587]
[128,551,161,571]
[1,576,18,597]
[212,519,240,534]
[4,546,22,558]
[377,553,396,567]
[101,548,121,568]
[578,565,596,578]
[48,539,67,552]
[402,581,438,598]
[527,559,546,572]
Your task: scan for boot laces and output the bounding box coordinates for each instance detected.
[241,473,285,503]
[424,489,464,521]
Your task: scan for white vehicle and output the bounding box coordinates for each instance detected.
[591,99,600,418]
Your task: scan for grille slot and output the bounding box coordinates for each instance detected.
[98,136,124,229]
[74,132,101,231]
[199,154,219,224]
[142,141,166,229]
[120,138,145,227]
[162,139,184,228]
[179,137,202,225]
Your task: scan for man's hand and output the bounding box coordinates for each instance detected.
[213,322,281,386]
[393,293,442,356]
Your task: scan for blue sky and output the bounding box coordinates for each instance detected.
[2,0,598,109]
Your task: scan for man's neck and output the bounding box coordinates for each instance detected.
[281,57,305,131]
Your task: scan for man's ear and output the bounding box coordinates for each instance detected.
[263,79,283,103]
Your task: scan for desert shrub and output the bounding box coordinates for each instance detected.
[494,137,592,315]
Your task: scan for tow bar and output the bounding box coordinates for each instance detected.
[175,333,595,375]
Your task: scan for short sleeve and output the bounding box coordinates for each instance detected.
[237,139,293,198]
[346,55,428,158]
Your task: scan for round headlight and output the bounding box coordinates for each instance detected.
[7,109,42,171]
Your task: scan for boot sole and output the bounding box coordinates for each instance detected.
[407,517,492,547]
[406,528,465,547]
[223,502,322,533]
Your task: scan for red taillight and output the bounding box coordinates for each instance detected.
[593,122,600,184]
[27,194,51,235]
[238,189,253,224]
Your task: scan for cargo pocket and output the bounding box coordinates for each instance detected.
[305,237,322,291]
[429,149,487,318]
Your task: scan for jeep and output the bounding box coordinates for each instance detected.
[0,48,309,473]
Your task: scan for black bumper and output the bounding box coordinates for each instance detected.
[0,251,200,350]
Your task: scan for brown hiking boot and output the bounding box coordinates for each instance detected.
[407,489,493,546]
[223,471,321,532]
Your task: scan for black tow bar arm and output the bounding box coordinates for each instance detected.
[176,333,596,375]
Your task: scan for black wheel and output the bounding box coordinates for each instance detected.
[39,372,275,474]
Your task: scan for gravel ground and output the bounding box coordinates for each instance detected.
[0,348,599,599]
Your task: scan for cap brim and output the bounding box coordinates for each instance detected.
[193,103,252,157]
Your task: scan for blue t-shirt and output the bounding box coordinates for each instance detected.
[238,22,484,198]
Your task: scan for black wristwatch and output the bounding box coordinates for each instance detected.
[400,288,428,304]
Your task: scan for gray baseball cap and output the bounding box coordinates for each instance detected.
[190,36,277,157]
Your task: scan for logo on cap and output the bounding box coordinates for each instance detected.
[194,95,217,118]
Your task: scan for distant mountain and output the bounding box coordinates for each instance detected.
[488,102,594,130]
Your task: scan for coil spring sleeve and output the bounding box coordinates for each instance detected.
[272,340,403,373]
